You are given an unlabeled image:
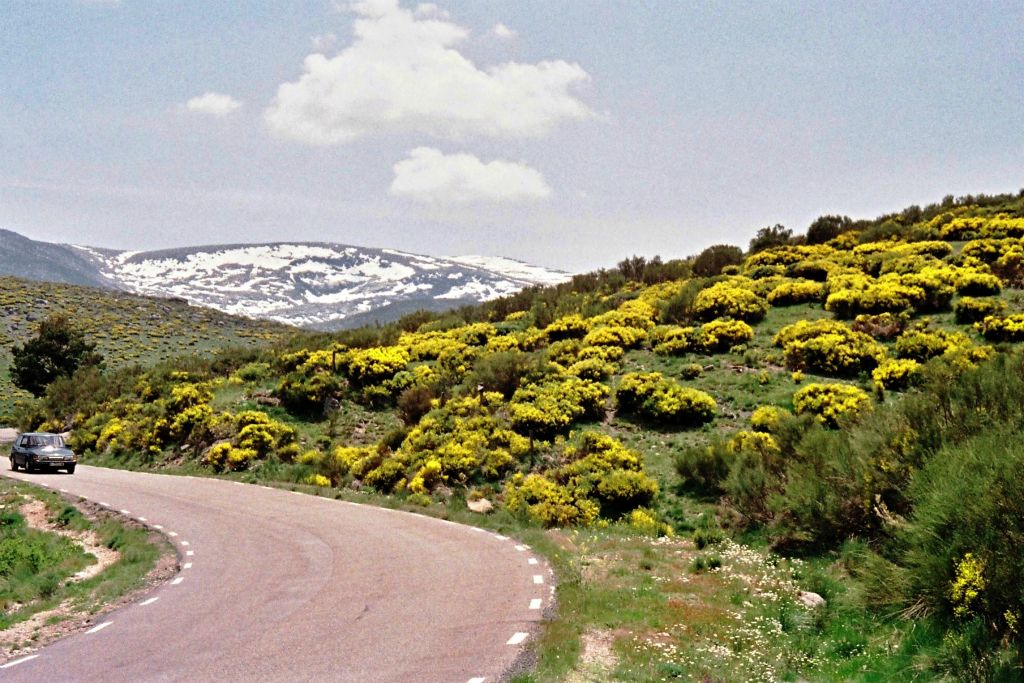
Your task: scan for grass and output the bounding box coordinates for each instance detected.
[0,478,170,642]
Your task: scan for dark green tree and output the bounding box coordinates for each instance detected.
[748,224,793,254]
[10,315,103,397]
[806,214,854,244]
[691,244,744,277]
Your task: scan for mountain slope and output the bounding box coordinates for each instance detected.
[0,229,117,289]
[0,230,569,330]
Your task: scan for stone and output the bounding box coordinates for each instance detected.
[467,498,494,514]
[798,591,826,609]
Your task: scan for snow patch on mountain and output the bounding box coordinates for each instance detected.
[76,241,569,330]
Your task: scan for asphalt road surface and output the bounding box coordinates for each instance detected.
[0,465,551,682]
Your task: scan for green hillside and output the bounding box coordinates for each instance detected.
[0,276,292,418]
[13,188,1024,680]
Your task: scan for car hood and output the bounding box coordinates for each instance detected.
[25,446,75,457]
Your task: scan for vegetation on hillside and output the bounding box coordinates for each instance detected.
[11,187,1024,679]
[0,277,291,418]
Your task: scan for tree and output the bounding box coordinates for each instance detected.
[691,244,744,277]
[10,315,103,397]
[748,224,793,254]
[806,214,854,245]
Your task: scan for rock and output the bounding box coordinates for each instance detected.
[467,498,494,514]
[799,591,826,609]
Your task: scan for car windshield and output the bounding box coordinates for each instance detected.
[25,435,63,448]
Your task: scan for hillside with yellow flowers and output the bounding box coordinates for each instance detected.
[14,189,1024,681]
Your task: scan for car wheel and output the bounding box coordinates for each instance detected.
[24,460,33,473]
[9,456,16,471]
[66,465,75,475]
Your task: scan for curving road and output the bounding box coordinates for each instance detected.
[0,466,551,682]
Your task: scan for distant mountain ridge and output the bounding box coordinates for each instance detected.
[0,230,570,329]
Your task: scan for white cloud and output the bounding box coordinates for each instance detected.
[185,92,242,116]
[310,33,338,52]
[490,23,516,39]
[390,147,551,204]
[264,0,591,145]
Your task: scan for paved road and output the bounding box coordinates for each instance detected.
[0,466,551,682]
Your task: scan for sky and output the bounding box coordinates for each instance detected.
[1,0,1022,272]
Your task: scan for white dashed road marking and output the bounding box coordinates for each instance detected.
[529,598,542,610]
[533,575,544,585]
[514,545,526,552]
[1,654,40,669]
[186,550,194,556]
[168,532,178,537]
[153,525,163,529]
[140,597,159,606]
[59,488,68,493]
[506,632,528,646]
[86,621,112,634]
[527,558,538,565]
[467,678,486,683]
[120,509,130,514]
[138,517,147,522]
[180,541,190,546]
[494,534,508,541]
[100,502,110,507]
[184,563,193,569]
[171,577,184,586]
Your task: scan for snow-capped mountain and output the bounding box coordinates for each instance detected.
[60,241,570,329]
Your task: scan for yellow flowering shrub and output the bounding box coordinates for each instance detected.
[773,318,855,346]
[399,395,527,483]
[454,322,497,346]
[503,473,599,527]
[651,326,697,355]
[691,280,768,323]
[750,405,791,432]
[544,314,590,341]
[872,359,922,392]
[976,314,1024,342]
[590,299,658,330]
[582,325,647,349]
[895,329,972,361]
[941,213,1024,240]
[485,334,521,353]
[305,474,331,487]
[782,329,886,376]
[509,377,609,440]
[954,296,1006,324]
[616,372,717,427]
[954,269,1002,296]
[962,237,1022,264]
[344,346,410,386]
[767,279,826,306]
[697,319,755,353]
[728,430,780,457]
[950,552,986,619]
[744,244,837,269]
[203,442,257,472]
[793,383,872,428]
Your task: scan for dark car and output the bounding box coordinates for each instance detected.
[10,432,77,474]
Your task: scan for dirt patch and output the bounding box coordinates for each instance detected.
[19,499,121,582]
[0,493,178,660]
[565,629,620,682]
